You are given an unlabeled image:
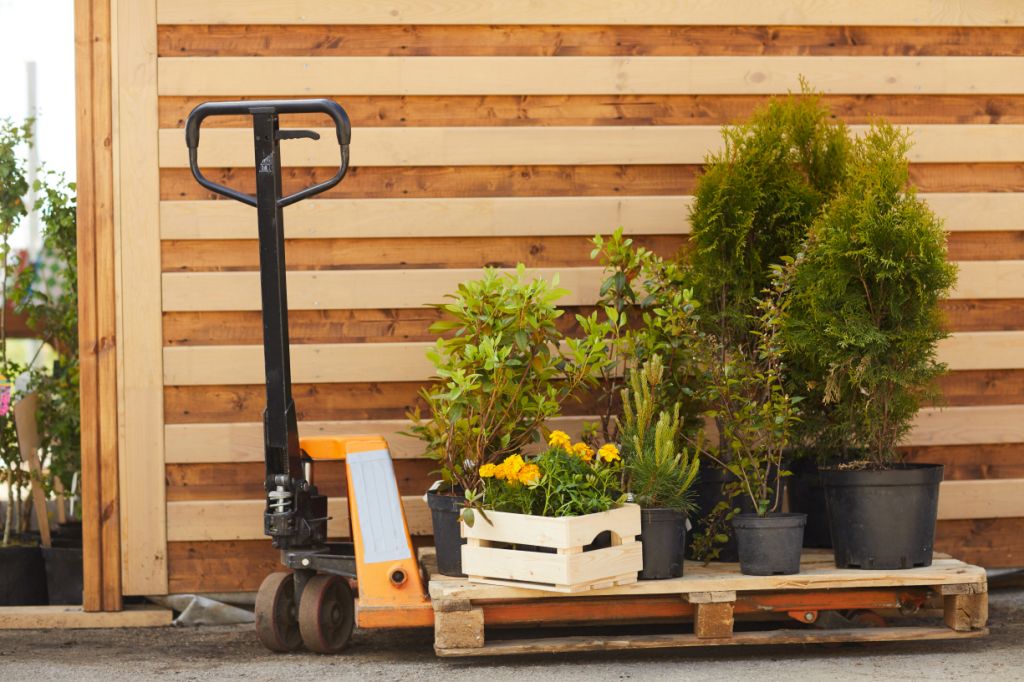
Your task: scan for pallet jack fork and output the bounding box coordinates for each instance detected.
[185,100,432,654]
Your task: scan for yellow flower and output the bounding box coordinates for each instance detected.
[493,463,509,480]
[598,444,620,463]
[502,454,525,476]
[479,463,497,478]
[548,430,572,451]
[571,442,594,462]
[517,463,541,485]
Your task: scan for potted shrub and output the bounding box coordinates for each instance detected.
[784,124,957,570]
[701,274,805,576]
[619,356,700,579]
[686,87,850,557]
[409,266,606,576]
[461,431,641,592]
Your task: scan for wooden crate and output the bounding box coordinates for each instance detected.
[429,549,988,656]
[460,503,642,593]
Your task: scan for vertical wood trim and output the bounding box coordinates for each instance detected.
[75,0,122,612]
[113,0,167,595]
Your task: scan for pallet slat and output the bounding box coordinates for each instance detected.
[157,56,1024,97]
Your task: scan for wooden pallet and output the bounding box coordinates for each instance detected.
[427,549,988,657]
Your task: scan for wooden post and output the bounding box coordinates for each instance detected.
[14,394,50,548]
[942,585,988,632]
[75,0,121,611]
[689,591,736,639]
[434,599,485,650]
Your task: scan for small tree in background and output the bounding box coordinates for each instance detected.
[783,124,957,468]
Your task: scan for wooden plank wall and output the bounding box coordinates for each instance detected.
[118,1,1024,594]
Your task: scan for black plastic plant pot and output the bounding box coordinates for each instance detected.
[821,463,943,570]
[426,491,466,577]
[639,508,686,580]
[42,546,84,605]
[787,458,832,549]
[687,464,783,562]
[0,545,49,605]
[732,512,806,576]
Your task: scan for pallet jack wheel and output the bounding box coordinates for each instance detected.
[255,572,303,652]
[298,574,355,654]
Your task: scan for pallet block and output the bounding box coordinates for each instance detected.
[460,504,643,593]
[428,549,989,657]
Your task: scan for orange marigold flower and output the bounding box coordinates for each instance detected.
[479,463,497,478]
[547,430,572,451]
[493,463,509,480]
[598,444,621,463]
[517,463,541,485]
[571,442,594,462]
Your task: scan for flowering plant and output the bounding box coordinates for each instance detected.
[463,430,626,522]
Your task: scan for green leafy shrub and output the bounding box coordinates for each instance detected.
[688,86,850,352]
[409,266,607,492]
[619,355,700,513]
[783,124,957,468]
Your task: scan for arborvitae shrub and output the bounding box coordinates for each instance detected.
[783,124,957,467]
[688,88,850,350]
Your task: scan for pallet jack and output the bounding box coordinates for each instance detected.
[185,100,434,654]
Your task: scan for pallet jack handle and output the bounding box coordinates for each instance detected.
[184,98,352,550]
[185,98,351,207]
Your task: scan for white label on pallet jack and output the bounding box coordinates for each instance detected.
[347,449,412,564]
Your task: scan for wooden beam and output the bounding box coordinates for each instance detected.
[154,0,1024,27]
[163,405,1024,465]
[0,605,172,629]
[161,266,603,312]
[158,124,1024,168]
[938,478,1024,520]
[114,0,167,596]
[158,193,1024,241]
[936,331,1024,370]
[165,494,432,541]
[157,56,1024,97]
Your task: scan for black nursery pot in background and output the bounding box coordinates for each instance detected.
[732,512,806,576]
[688,464,784,562]
[638,508,686,580]
[426,491,466,577]
[821,463,943,570]
[787,458,832,549]
[0,545,49,606]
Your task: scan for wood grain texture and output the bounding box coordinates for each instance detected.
[937,369,1024,407]
[904,443,1024,480]
[157,56,1024,97]
[159,124,1024,168]
[938,478,1024,520]
[114,0,167,597]
[159,194,1024,241]
[158,24,1024,58]
[160,164,1024,201]
[161,267,604,311]
[160,235,685,272]
[154,1,1024,27]
[159,94,1024,129]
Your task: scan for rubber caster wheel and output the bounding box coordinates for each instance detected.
[847,609,888,628]
[298,574,355,654]
[255,572,302,652]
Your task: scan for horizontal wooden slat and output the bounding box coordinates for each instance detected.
[161,266,603,311]
[157,25,1024,58]
[160,125,1024,168]
[161,261,1024,312]
[158,94,1024,129]
[155,1,1024,27]
[163,477,1020,540]
[165,405,1024,465]
[162,164,1024,201]
[157,56,1024,97]
[163,332,1024,385]
[904,444,1024,480]
[937,478,1024,520]
[159,193,1024,241]
[160,196,692,240]
[166,495,431,541]
[164,415,593,464]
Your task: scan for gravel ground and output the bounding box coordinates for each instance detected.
[1,584,1022,681]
